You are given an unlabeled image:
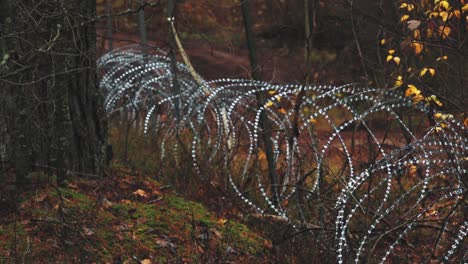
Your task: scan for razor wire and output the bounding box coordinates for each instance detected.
[98,45,467,262]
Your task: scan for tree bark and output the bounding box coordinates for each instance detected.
[240,0,279,206]
[0,0,109,187]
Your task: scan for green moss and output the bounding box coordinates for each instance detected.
[0,175,269,262]
[221,220,265,255]
[54,188,94,210]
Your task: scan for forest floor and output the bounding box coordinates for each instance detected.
[0,168,273,263]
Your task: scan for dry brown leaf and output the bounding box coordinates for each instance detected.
[133,189,148,198]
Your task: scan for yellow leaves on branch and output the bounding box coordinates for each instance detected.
[401,14,410,22]
[434,112,453,120]
[411,42,424,54]
[394,75,403,87]
[405,84,424,103]
[420,67,435,77]
[439,11,449,21]
[400,3,415,11]
[439,26,451,39]
[425,95,443,107]
[405,84,420,97]
[386,49,401,65]
[434,112,452,131]
[463,4,468,13]
[436,55,448,61]
[437,0,450,11]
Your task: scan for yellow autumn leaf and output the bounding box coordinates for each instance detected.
[407,4,415,11]
[420,67,435,77]
[433,112,452,121]
[436,55,448,61]
[420,68,428,77]
[380,38,386,45]
[386,55,393,62]
[439,11,448,21]
[401,14,410,22]
[439,0,449,10]
[463,3,468,13]
[439,26,451,39]
[388,49,396,55]
[453,10,461,18]
[394,75,403,87]
[426,95,443,107]
[393,56,401,65]
[278,108,287,114]
[268,90,277,95]
[405,84,421,97]
[265,101,274,108]
[274,95,282,101]
[413,29,421,38]
[413,94,424,103]
[411,42,424,54]
[428,68,435,76]
[429,12,439,18]
[399,3,408,9]
[309,118,318,124]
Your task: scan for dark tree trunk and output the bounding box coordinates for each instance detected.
[0,0,109,187]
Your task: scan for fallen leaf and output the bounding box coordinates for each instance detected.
[217,218,228,225]
[82,227,94,236]
[100,197,113,208]
[133,189,148,198]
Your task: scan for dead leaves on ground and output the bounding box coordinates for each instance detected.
[0,171,271,263]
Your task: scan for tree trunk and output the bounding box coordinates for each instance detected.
[240,0,279,206]
[0,0,109,187]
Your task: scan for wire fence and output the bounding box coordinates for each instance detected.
[98,45,467,263]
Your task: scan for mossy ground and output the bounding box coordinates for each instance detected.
[0,170,271,263]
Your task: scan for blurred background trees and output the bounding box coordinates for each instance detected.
[96,0,466,113]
